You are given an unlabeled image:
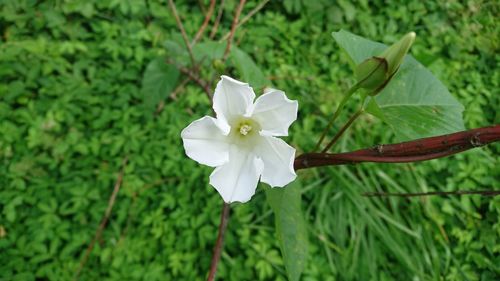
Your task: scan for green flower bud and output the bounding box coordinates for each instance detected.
[213,59,225,73]
[379,32,416,77]
[355,32,416,95]
[355,57,388,91]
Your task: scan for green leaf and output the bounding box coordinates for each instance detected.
[193,41,227,62]
[332,30,465,140]
[141,57,180,112]
[266,181,308,281]
[230,47,270,91]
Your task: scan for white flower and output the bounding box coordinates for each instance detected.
[181,76,298,203]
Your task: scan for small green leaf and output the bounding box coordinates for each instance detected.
[332,30,465,140]
[230,47,270,91]
[141,57,180,112]
[266,181,308,281]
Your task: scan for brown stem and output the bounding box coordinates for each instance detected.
[155,77,191,115]
[223,0,246,60]
[168,77,191,100]
[295,125,500,170]
[192,0,216,46]
[73,157,128,281]
[219,0,270,41]
[207,202,231,281]
[322,109,363,153]
[168,0,196,67]
[363,190,500,197]
[168,59,213,101]
[209,0,225,39]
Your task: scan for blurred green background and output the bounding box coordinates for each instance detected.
[1,0,499,280]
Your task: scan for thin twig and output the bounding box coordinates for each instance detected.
[178,65,213,101]
[169,77,191,100]
[363,190,500,197]
[155,77,191,115]
[322,109,363,153]
[166,59,213,101]
[168,0,196,67]
[220,0,270,41]
[222,0,246,60]
[295,124,500,170]
[73,157,128,281]
[207,202,230,281]
[209,0,225,39]
[192,0,216,46]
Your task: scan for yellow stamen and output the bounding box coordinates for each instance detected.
[239,124,252,135]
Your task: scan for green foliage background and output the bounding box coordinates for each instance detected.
[0,0,498,280]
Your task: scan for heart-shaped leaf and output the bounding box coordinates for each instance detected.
[332,30,465,140]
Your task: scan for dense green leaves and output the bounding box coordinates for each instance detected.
[266,182,308,281]
[332,30,465,140]
[0,0,498,280]
[142,57,180,112]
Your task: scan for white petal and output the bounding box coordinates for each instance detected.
[213,76,255,124]
[209,145,264,203]
[181,116,230,167]
[256,136,296,187]
[251,89,298,136]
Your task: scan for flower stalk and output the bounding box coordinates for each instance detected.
[313,83,360,152]
[207,203,230,281]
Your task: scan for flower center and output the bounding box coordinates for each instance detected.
[230,117,261,146]
[239,124,252,136]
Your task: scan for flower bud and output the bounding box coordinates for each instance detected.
[355,32,416,95]
[379,32,416,77]
[355,57,388,91]
[213,59,225,73]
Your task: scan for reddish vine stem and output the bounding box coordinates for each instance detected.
[192,0,216,46]
[209,0,225,39]
[223,0,246,60]
[295,125,500,170]
[207,202,230,281]
[219,0,270,41]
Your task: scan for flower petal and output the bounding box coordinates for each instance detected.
[251,89,298,136]
[256,136,296,187]
[209,145,264,203]
[213,75,255,124]
[181,116,230,167]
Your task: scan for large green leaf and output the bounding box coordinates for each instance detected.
[230,47,270,91]
[266,181,308,281]
[332,30,465,140]
[141,57,180,112]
